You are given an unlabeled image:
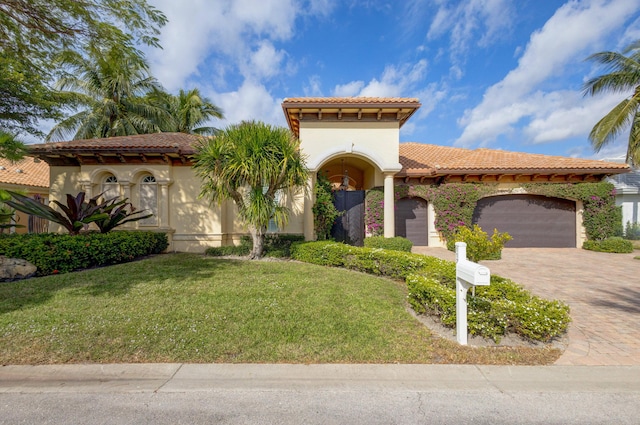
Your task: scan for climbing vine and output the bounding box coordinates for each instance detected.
[364,181,621,243]
[312,172,341,240]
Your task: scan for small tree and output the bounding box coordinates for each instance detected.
[194,120,309,259]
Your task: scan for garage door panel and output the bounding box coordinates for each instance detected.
[395,198,428,246]
[473,195,575,248]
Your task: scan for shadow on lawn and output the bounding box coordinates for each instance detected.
[0,253,246,314]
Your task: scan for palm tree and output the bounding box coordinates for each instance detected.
[194,121,309,259]
[148,88,224,135]
[46,42,170,141]
[583,40,640,166]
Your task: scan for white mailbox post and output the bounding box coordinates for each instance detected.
[455,242,490,345]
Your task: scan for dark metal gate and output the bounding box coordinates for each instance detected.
[331,190,365,246]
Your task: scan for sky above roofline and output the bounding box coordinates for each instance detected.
[34,0,640,163]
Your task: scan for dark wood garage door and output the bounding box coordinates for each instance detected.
[395,197,428,246]
[472,195,576,248]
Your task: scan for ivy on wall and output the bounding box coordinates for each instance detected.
[522,182,621,240]
[312,172,341,240]
[364,181,621,243]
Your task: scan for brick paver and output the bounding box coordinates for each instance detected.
[412,247,640,366]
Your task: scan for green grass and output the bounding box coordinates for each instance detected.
[0,253,559,365]
[631,240,640,250]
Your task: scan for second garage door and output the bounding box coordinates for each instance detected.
[395,197,428,246]
[472,195,576,248]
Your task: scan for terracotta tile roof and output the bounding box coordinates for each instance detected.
[0,157,49,188]
[28,132,201,155]
[283,97,421,105]
[399,143,630,175]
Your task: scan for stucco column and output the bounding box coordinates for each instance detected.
[303,174,316,241]
[80,181,92,198]
[158,181,170,228]
[383,172,395,238]
[120,181,131,201]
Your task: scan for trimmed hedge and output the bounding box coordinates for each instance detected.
[0,231,168,276]
[364,236,413,252]
[291,241,570,342]
[583,237,634,253]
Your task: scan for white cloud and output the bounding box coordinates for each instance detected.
[212,81,285,129]
[524,91,621,144]
[455,0,640,148]
[426,0,514,55]
[146,0,307,91]
[331,60,428,98]
[245,41,286,80]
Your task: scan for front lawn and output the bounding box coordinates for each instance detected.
[0,253,559,365]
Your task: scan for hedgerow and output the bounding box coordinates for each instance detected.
[0,231,168,276]
[291,241,570,342]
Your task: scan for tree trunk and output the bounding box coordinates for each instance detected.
[249,225,266,259]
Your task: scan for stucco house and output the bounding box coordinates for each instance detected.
[26,97,629,251]
[606,164,640,233]
[0,157,49,234]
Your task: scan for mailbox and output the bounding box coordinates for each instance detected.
[456,259,490,286]
[454,242,491,346]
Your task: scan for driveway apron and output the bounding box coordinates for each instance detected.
[412,247,640,366]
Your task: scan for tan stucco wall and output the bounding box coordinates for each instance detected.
[299,121,402,173]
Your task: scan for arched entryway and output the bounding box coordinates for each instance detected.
[395,197,428,246]
[472,195,576,247]
[318,156,379,246]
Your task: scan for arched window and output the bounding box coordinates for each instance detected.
[102,175,119,200]
[139,174,158,226]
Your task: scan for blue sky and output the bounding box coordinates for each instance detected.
[140,0,640,161]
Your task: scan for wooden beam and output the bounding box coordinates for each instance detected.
[357,109,362,120]
[317,110,322,120]
[377,109,382,120]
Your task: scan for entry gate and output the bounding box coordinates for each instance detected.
[331,190,365,246]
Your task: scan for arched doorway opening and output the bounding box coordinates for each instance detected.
[318,156,379,246]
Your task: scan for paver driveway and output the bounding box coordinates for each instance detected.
[412,247,640,366]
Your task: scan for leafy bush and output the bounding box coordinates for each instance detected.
[447,225,512,262]
[312,172,341,240]
[0,231,168,276]
[407,273,570,342]
[292,241,570,342]
[364,236,413,252]
[624,221,640,240]
[582,237,634,253]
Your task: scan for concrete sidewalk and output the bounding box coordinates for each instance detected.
[1,363,639,393]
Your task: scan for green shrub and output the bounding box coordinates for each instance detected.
[293,241,570,342]
[624,221,640,240]
[582,237,634,253]
[447,225,512,262]
[364,236,413,252]
[0,231,168,276]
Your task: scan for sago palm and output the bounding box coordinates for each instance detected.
[194,120,309,259]
[583,40,640,166]
[46,43,170,141]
